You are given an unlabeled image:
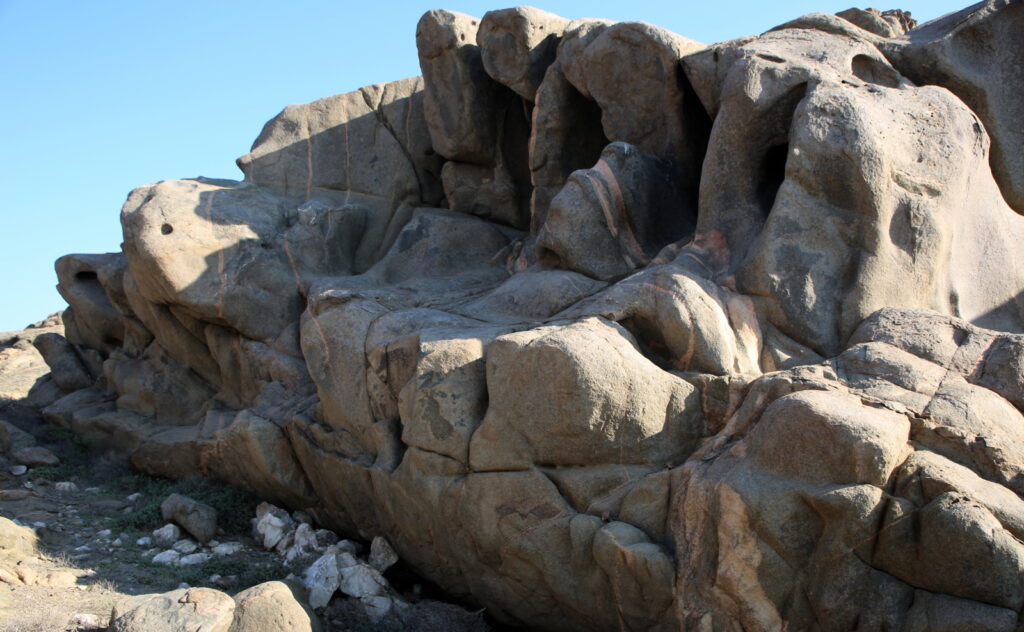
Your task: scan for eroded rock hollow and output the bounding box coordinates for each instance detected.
[40,1,1024,629]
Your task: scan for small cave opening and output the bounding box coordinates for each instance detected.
[851,54,901,89]
[560,87,610,181]
[674,66,715,233]
[74,270,98,282]
[537,245,563,270]
[756,143,790,217]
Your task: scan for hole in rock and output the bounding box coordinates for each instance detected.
[757,143,790,216]
[618,316,675,370]
[537,246,563,269]
[74,270,98,281]
[161,223,174,235]
[678,66,714,225]
[851,54,901,89]
[559,87,609,182]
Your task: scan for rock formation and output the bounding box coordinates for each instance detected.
[33,1,1024,629]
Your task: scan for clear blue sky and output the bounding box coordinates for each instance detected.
[0,0,968,331]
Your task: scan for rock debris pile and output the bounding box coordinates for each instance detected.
[24,1,1024,629]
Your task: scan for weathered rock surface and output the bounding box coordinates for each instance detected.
[0,315,64,405]
[477,6,569,102]
[231,581,321,632]
[32,2,1024,631]
[109,587,235,632]
[883,0,1024,214]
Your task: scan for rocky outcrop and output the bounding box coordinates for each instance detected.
[33,2,1024,630]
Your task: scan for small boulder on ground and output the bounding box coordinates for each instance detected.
[231,580,323,632]
[368,536,399,572]
[12,446,59,467]
[151,550,180,565]
[108,587,235,632]
[180,552,213,566]
[152,524,181,548]
[161,493,218,543]
[172,539,199,554]
[253,502,294,550]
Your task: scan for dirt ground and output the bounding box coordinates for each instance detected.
[0,403,291,631]
[0,401,498,632]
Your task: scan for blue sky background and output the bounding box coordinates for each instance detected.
[0,0,968,331]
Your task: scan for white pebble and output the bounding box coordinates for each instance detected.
[151,550,180,565]
[178,553,212,566]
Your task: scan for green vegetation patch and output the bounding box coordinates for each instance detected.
[108,474,259,536]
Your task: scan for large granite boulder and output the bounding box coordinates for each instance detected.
[34,2,1024,630]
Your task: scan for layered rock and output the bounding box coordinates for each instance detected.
[35,2,1024,630]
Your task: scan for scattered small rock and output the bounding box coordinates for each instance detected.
[254,502,294,550]
[211,541,243,556]
[96,529,112,538]
[369,536,398,572]
[126,492,142,503]
[172,539,198,554]
[304,552,341,610]
[179,552,212,566]
[152,523,181,548]
[151,550,180,565]
[135,536,153,547]
[286,523,319,562]
[335,539,360,555]
[69,613,104,629]
[9,465,27,476]
[55,481,79,493]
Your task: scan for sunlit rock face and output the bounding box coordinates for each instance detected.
[41,2,1024,629]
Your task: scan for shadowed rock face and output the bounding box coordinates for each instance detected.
[40,2,1024,630]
